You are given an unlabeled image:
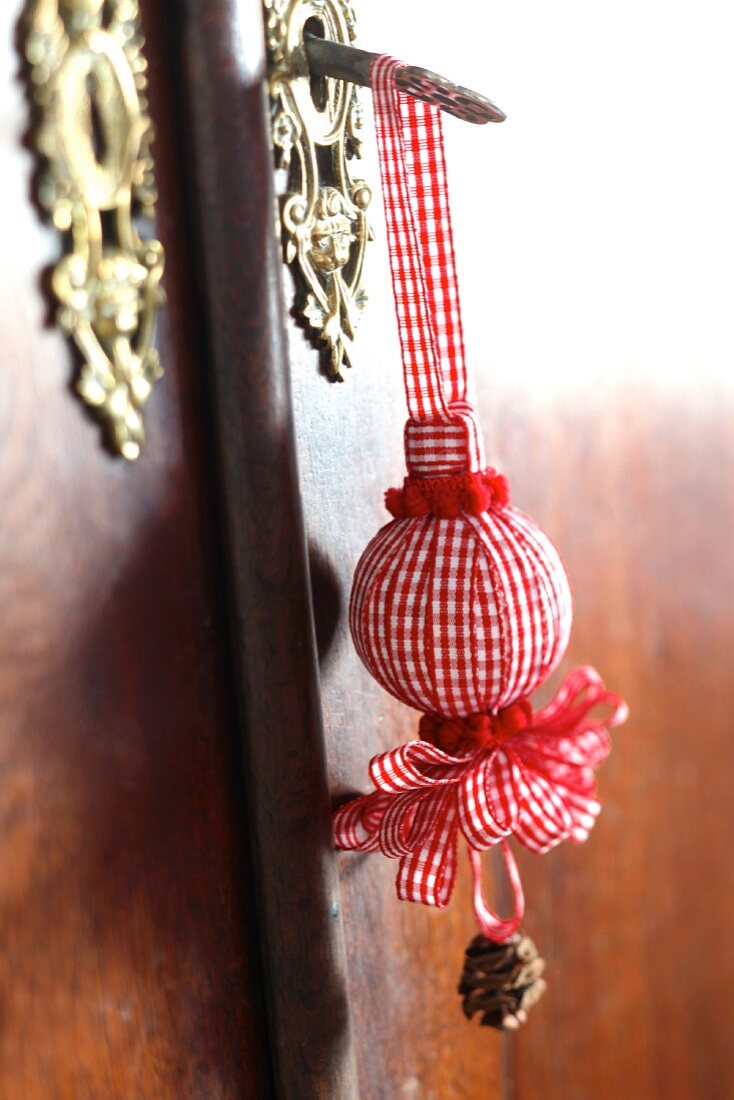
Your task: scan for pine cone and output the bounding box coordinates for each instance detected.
[458,931,547,1030]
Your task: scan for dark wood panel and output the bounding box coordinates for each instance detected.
[509,382,734,1100]
[178,1,359,1097]
[0,7,270,1097]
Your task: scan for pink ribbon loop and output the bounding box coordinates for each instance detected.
[469,841,525,942]
[334,666,627,942]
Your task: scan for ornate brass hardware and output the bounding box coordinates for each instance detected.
[25,0,165,460]
[265,0,371,380]
[265,4,507,379]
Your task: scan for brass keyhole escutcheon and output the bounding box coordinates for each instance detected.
[265,0,372,380]
[25,0,165,459]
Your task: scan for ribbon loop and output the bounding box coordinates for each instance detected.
[469,841,525,943]
[334,667,627,941]
[371,55,484,473]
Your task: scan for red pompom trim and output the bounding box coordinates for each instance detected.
[384,468,510,519]
[419,701,533,754]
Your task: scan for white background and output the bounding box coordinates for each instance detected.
[358,1,734,400]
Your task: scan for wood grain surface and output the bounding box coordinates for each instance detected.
[178,1,359,1097]
[287,11,734,1100]
[0,6,271,1097]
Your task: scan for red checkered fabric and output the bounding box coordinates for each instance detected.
[403,406,485,477]
[334,668,628,939]
[350,505,572,718]
[372,54,483,474]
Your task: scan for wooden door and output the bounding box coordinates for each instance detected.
[2,0,734,1098]
[0,4,271,1096]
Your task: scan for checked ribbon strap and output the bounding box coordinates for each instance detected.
[371,54,485,476]
[334,668,628,941]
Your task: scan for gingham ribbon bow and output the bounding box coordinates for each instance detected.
[334,668,628,941]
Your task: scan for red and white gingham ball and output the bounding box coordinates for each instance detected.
[349,505,573,718]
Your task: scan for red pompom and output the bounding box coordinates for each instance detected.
[385,468,511,520]
[418,701,534,753]
[462,480,489,515]
[488,474,510,509]
[384,487,407,519]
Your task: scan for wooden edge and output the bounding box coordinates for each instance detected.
[176,1,359,1096]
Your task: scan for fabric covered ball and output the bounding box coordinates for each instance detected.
[349,471,573,718]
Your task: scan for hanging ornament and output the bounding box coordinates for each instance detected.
[334,55,628,1026]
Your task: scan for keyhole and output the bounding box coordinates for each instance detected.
[304,17,328,112]
[86,72,108,163]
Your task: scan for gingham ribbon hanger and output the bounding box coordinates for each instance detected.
[371,55,485,476]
